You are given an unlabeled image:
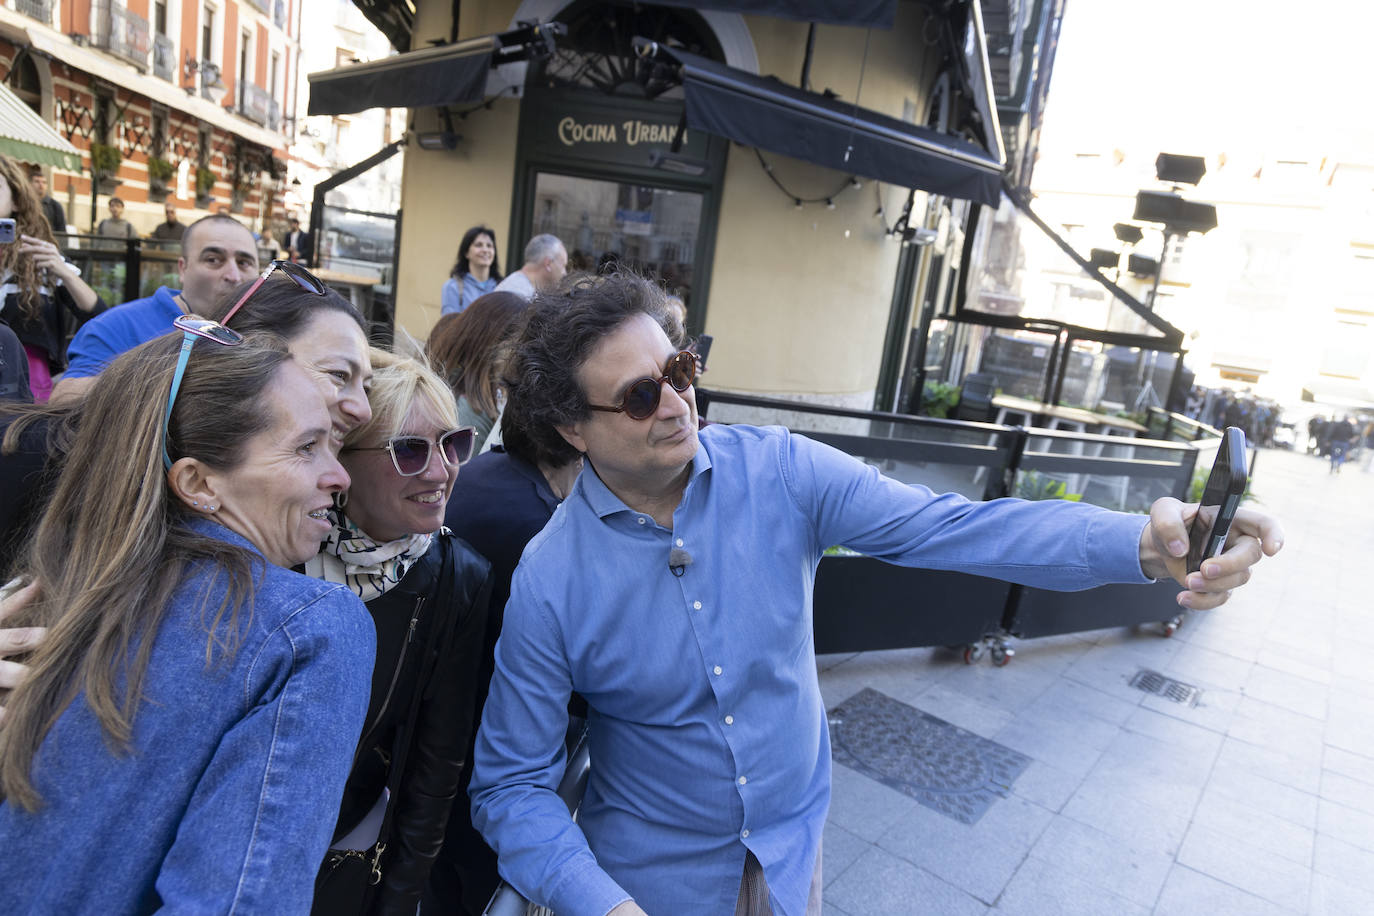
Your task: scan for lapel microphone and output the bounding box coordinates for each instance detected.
[669,547,693,578]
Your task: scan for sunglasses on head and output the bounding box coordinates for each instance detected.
[347,427,477,477]
[161,315,244,470]
[587,350,697,421]
[219,259,327,326]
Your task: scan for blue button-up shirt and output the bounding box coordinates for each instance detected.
[471,424,1150,916]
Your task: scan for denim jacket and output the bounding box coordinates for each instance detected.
[0,521,376,914]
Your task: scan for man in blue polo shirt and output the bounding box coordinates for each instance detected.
[469,274,1285,916]
[50,215,258,404]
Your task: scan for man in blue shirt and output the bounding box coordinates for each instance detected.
[469,275,1284,916]
[50,215,258,404]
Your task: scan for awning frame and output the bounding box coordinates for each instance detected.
[0,81,82,171]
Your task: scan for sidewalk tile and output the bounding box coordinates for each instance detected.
[1317,798,1374,853]
[820,822,869,889]
[1313,833,1374,894]
[1009,760,1082,813]
[1120,706,1225,757]
[1154,866,1293,916]
[826,760,917,842]
[1208,759,1319,829]
[876,795,1052,903]
[1320,769,1374,818]
[1308,872,1374,915]
[907,682,1016,738]
[1191,788,1315,866]
[823,847,987,916]
[1323,745,1374,787]
[992,855,1149,916]
[1060,777,1190,857]
[1176,822,1310,912]
[1216,736,1323,794]
[1027,815,1172,908]
[1244,664,1330,720]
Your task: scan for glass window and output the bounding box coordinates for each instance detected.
[533,172,703,311]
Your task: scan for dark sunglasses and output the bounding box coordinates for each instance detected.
[347,427,476,477]
[161,315,244,469]
[588,350,697,421]
[220,259,327,326]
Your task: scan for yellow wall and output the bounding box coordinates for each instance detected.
[395,1,942,401]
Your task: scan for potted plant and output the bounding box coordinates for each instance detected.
[147,156,175,199]
[195,166,216,207]
[90,142,122,194]
[919,381,961,419]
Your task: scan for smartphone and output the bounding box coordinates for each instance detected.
[692,334,713,372]
[1186,426,1248,574]
[0,218,16,244]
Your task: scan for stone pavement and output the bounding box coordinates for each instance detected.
[816,446,1374,915]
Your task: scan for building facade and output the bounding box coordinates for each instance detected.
[1,0,300,235]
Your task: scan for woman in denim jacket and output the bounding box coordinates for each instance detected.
[0,330,375,914]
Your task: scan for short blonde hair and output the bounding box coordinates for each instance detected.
[343,347,458,448]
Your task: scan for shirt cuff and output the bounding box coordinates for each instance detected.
[1087,510,1154,584]
[547,860,631,916]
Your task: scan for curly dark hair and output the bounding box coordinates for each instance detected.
[0,154,60,321]
[503,272,684,466]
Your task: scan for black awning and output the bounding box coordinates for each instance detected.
[308,35,499,116]
[648,0,896,29]
[660,46,1003,206]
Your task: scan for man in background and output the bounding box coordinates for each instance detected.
[494,234,568,300]
[27,167,65,235]
[95,197,137,243]
[150,201,186,244]
[50,214,257,404]
[285,216,313,264]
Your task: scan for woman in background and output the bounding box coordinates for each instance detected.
[425,291,527,453]
[441,226,502,316]
[0,154,103,401]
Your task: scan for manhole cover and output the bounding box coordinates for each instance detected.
[1129,668,1201,706]
[828,687,1030,825]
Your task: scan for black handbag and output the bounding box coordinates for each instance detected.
[312,539,457,915]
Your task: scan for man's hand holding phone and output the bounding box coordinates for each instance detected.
[1139,499,1284,610]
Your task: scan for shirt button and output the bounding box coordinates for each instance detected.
[738,776,747,785]
[724,715,734,725]
[741,829,750,839]
[693,600,702,610]
[675,538,684,547]
[713,665,723,676]
[637,517,647,525]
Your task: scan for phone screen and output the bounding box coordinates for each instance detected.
[0,218,16,244]
[1186,429,1246,573]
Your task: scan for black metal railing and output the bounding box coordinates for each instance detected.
[152,33,176,81]
[238,82,272,126]
[16,0,53,25]
[91,0,152,70]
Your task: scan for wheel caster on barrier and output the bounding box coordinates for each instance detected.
[1161,615,1182,638]
[990,645,1013,667]
[963,644,984,665]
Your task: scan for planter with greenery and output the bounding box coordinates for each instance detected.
[90,142,122,193]
[920,381,961,419]
[146,156,175,199]
[195,166,216,206]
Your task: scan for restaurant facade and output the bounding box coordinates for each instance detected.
[312,0,1040,407]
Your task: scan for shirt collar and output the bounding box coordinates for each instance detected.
[578,436,713,521]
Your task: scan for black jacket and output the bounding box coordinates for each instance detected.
[325,530,493,916]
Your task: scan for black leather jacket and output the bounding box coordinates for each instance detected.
[329,530,493,916]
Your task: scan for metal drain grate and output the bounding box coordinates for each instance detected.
[1130,669,1201,706]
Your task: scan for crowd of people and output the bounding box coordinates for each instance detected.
[0,153,1284,916]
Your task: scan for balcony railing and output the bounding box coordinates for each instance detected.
[267,99,282,132]
[92,1,152,70]
[238,81,273,126]
[16,0,53,26]
[152,34,175,82]
[247,0,270,14]
[273,0,287,28]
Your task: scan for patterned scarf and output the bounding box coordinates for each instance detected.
[304,509,432,602]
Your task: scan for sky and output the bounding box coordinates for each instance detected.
[1037,0,1374,159]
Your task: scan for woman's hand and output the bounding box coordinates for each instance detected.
[0,580,45,720]
[18,234,100,312]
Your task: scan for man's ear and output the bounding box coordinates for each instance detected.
[556,421,587,455]
[166,457,224,514]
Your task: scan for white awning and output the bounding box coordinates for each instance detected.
[0,81,81,170]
